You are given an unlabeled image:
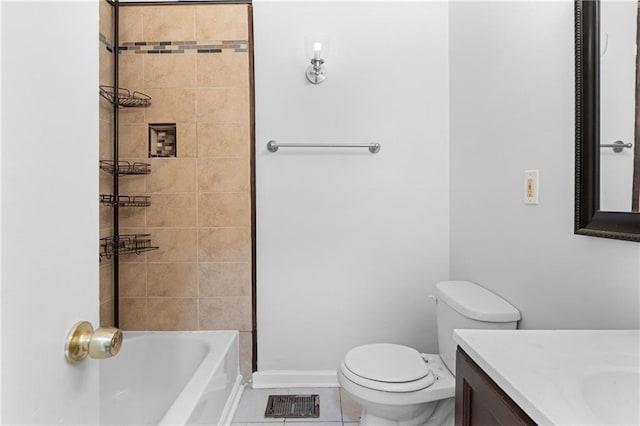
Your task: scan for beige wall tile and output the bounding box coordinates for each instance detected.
[148,298,197,330]
[119,262,147,297]
[146,158,196,193]
[196,88,249,123]
[146,228,197,262]
[99,48,113,87]
[239,331,253,379]
[199,262,250,297]
[146,194,196,228]
[99,0,114,41]
[100,119,114,159]
[195,4,248,41]
[197,122,249,158]
[100,300,115,328]
[100,262,114,302]
[197,158,249,193]
[177,122,197,158]
[197,53,249,88]
[99,204,112,232]
[118,54,144,91]
[144,54,196,89]
[100,227,115,239]
[99,170,113,194]
[198,192,250,227]
[118,108,145,125]
[145,88,196,123]
[198,296,251,331]
[118,172,146,194]
[100,227,113,241]
[148,263,197,297]
[119,124,147,158]
[99,98,113,125]
[119,205,146,228]
[198,227,250,261]
[119,6,143,43]
[143,6,195,42]
[119,298,147,330]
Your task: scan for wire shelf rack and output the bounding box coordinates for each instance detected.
[99,85,151,108]
[100,160,151,176]
[100,194,151,207]
[99,234,158,260]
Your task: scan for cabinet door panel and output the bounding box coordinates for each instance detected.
[455,347,536,426]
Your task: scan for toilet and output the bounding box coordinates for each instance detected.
[337,281,521,426]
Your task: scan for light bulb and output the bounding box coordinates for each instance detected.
[313,42,322,60]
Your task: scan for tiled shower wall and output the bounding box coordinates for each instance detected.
[99,0,115,326]
[98,2,253,377]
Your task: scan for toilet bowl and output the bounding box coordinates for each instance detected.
[337,344,455,426]
[337,281,521,426]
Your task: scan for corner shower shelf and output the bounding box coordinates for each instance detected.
[99,234,158,260]
[99,85,151,108]
[100,160,151,176]
[100,194,151,207]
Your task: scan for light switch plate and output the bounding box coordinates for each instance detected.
[524,169,539,205]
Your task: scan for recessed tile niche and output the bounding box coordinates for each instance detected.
[149,123,177,158]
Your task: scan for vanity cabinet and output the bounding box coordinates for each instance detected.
[455,347,536,426]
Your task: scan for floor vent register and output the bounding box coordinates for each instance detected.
[264,394,320,418]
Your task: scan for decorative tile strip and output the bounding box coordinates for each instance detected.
[119,39,248,54]
[99,32,114,53]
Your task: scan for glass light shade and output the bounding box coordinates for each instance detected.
[304,33,330,60]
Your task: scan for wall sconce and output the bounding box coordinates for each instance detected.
[305,35,329,84]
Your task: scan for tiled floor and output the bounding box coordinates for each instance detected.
[231,387,362,426]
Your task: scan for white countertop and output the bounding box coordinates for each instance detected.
[454,329,639,426]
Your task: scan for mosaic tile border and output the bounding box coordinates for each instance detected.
[120,40,248,54]
[100,32,114,53]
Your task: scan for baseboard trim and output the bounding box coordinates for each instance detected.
[251,370,339,388]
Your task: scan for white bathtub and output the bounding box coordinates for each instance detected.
[100,331,244,425]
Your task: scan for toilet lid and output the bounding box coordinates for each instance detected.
[343,343,430,383]
[340,361,436,393]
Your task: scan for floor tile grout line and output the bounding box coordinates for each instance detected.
[338,388,344,424]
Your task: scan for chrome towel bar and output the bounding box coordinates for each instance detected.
[267,140,381,154]
[600,140,633,153]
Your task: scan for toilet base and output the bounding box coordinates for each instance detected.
[357,397,454,426]
[359,403,434,426]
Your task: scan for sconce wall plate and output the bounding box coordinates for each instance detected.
[306,58,326,84]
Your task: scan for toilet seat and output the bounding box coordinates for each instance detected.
[341,343,436,392]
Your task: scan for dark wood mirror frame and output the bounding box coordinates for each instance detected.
[575,0,640,241]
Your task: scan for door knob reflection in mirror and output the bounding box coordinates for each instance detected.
[64,321,123,364]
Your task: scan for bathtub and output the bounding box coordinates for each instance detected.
[100,331,244,425]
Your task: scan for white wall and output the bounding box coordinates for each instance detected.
[450,1,640,330]
[1,1,100,423]
[254,0,450,373]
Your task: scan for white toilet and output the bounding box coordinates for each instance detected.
[337,281,521,426]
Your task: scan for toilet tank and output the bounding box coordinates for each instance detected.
[436,281,520,374]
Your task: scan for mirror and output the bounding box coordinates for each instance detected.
[575,0,640,241]
[600,0,638,211]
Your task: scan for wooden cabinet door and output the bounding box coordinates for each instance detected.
[455,347,536,426]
